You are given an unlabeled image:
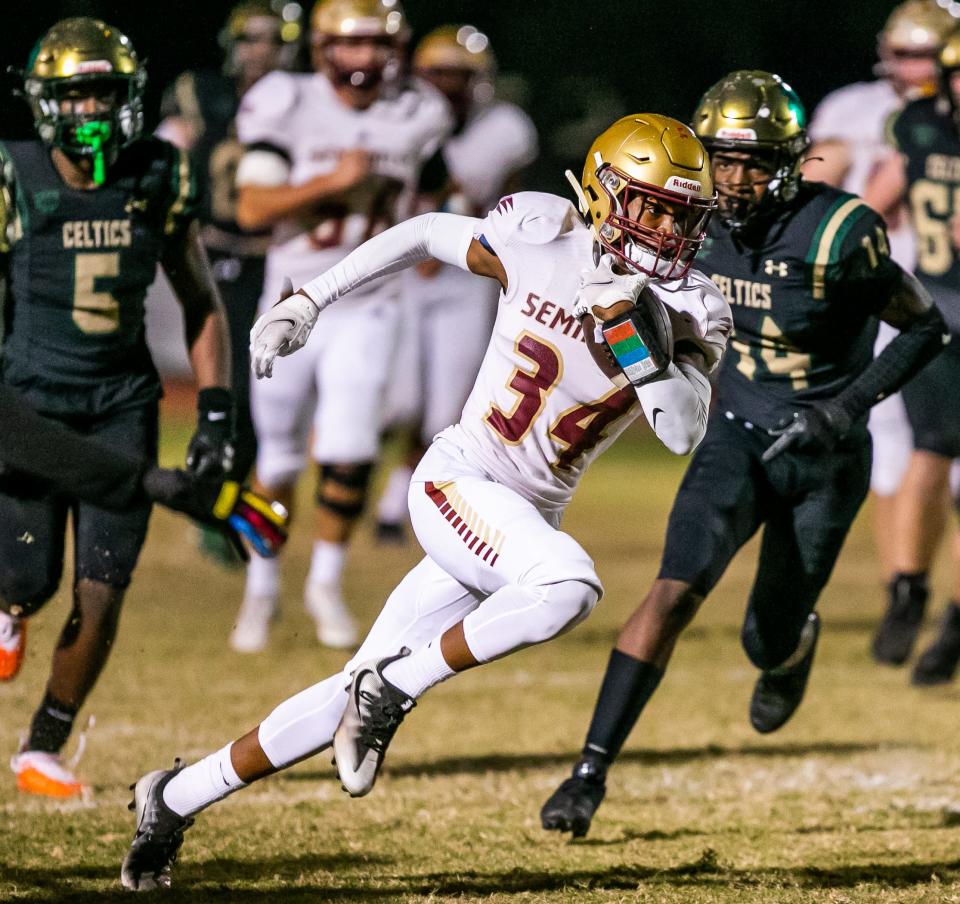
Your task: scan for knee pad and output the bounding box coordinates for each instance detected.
[535,579,600,642]
[522,534,604,601]
[316,462,374,518]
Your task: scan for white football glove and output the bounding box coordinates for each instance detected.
[573,253,651,321]
[249,278,320,379]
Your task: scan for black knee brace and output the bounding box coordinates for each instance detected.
[316,462,374,519]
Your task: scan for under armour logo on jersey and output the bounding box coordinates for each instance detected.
[495,196,515,215]
[764,259,788,277]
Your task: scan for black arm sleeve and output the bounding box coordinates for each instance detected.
[0,386,146,509]
[835,304,948,420]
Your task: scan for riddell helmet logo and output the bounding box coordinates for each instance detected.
[75,60,114,74]
[716,127,758,140]
[665,176,703,197]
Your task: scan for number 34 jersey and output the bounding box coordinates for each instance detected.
[442,192,731,517]
[236,71,452,294]
[696,181,901,431]
[0,137,198,416]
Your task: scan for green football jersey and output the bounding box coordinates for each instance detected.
[0,137,199,416]
[693,182,900,430]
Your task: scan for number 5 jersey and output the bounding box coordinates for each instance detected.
[0,137,198,417]
[444,191,731,518]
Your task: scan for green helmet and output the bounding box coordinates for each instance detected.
[692,70,808,228]
[22,18,146,183]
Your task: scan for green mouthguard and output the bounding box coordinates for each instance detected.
[74,120,112,185]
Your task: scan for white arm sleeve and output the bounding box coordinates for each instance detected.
[635,360,711,455]
[299,212,479,311]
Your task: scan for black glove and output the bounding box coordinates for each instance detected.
[142,467,288,559]
[761,400,853,463]
[186,387,235,478]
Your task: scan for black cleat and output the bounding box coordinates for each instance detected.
[120,760,194,891]
[750,612,820,734]
[912,602,960,686]
[540,759,607,838]
[375,521,406,545]
[872,575,928,665]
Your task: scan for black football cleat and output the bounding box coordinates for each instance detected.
[120,760,194,891]
[750,612,820,734]
[540,759,607,838]
[912,602,960,686]
[872,575,928,665]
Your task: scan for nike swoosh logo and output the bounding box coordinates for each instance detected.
[652,408,664,429]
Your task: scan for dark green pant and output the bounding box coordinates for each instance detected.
[658,410,871,669]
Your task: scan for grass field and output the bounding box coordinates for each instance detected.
[3,409,960,903]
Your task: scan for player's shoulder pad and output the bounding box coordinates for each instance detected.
[396,76,454,126]
[478,101,538,159]
[483,191,578,248]
[236,70,302,143]
[652,268,733,372]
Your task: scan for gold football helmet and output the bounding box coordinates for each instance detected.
[310,0,408,88]
[692,70,808,228]
[22,17,146,182]
[221,1,301,77]
[878,1,955,96]
[881,0,954,53]
[414,25,493,74]
[569,113,716,279]
[413,25,494,117]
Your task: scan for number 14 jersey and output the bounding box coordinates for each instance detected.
[443,192,730,517]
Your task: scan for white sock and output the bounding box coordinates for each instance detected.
[307,540,346,588]
[381,640,455,699]
[377,466,413,524]
[246,555,280,599]
[162,743,247,818]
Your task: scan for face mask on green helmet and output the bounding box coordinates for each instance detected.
[26,73,145,185]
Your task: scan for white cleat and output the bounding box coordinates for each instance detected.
[333,648,415,797]
[229,594,277,653]
[305,582,358,649]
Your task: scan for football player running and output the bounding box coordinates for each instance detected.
[540,71,948,840]
[228,0,453,652]
[374,24,538,540]
[804,0,955,598]
[867,27,960,684]
[0,19,234,798]
[120,113,731,891]
[157,0,300,492]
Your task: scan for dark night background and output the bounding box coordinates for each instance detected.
[0,1,895,194]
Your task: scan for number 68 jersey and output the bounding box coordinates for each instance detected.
[442,192,730,517]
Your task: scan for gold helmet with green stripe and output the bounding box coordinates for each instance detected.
[22,17,146,184]
[692,70,808,229]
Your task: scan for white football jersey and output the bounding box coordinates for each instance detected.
[236,71,453,292]
[444,101,538,215]
[441,192,730,516]
[809,79,915,269]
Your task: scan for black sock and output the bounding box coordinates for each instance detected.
[889,571,929,606]
[27,691,78,754]
[581,649,664,769]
